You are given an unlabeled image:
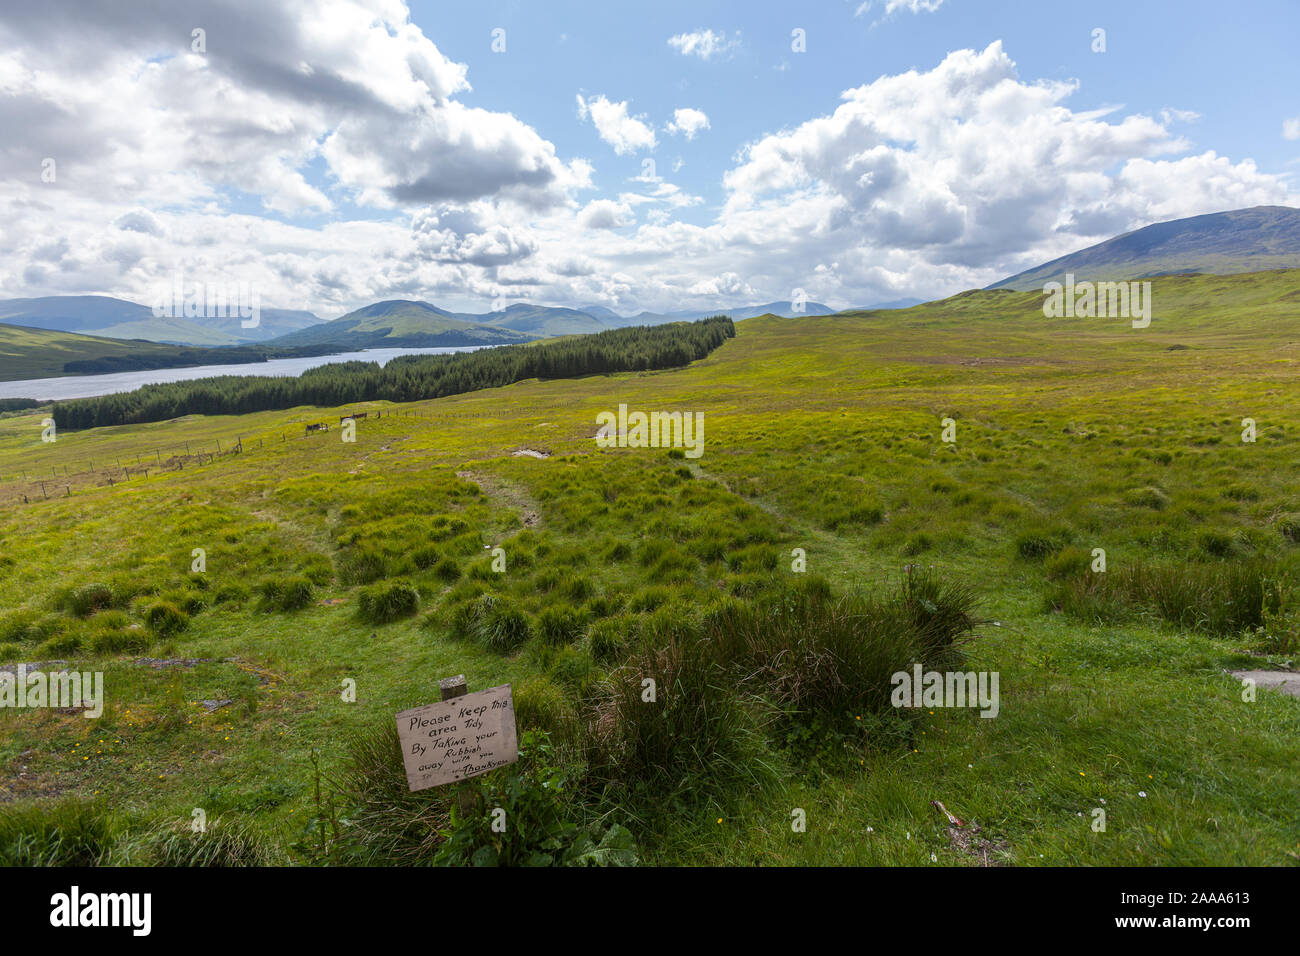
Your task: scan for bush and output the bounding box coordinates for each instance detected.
[358,581,420,625]
[256,576,315,613]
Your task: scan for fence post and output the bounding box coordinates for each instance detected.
[438,675,478,814]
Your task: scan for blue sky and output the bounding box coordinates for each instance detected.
[1,0,1296,316]
[409,0,1299,230]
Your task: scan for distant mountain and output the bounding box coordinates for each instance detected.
[569,304,623,324]
[266,299,533,349]
[0,323,332,384]
[0,295,324,346]
[843,297,925,311]
[623,301,836,325]
[479,304,609,337]
[990,205,1300,291]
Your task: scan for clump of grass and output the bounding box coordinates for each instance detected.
[256,575,315,612]
[706,572,974,718]
[1276,513,1300,545]
[537,606,588,646]
[586,617,629,663]
[451,594,532,652]
[144,600,189,636]
[823,502,885,530]
[337,548,388,585]
[1126,486,1171,511]
[0,800,117,866]
[1015,527,1072,560]
[431,557,461,582]
[514,676,577,745]
[333,719,452,865]
[1044,545,1091,581]
[56,583,114,618]
[0,609,64,645]
[627,586,672,613]
[902,532,933,556]
[126,818,283,866]
[88,613,151,656]
[411,545,440,571]
[584,625,775,802]
[1049,559,1286,634]
[358,581,420,624]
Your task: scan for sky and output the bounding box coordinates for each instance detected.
[1,0,1297,318]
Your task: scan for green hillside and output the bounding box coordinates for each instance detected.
[0,324,337,385]
[992,205,1300,290]
[0,325,209,382]
[269,299,534,349]
[1,268,1297,866]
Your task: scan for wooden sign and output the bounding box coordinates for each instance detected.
[395,683,518,792]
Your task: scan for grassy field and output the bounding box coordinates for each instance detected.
[1,269,1298,866]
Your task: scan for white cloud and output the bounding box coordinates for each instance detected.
[666,108,711,140]
[0,13,1292,319]
[578,199,634,230]
[1284,117,1300,141]
[576,94,657,154]
[856,0,946,16]
[667,29,739,60]
[1160,107,1200,125]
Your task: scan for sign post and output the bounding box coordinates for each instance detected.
[395,678,518,795]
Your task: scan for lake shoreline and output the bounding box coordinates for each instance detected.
[0,345,491,402]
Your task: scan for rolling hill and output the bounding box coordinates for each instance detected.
[990,205,1300,291]
[266,300,536,349]
[0,295,323,346]
[478,303,609,337]
[0,323,332,383]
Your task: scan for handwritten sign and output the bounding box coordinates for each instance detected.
[395,683,518,792]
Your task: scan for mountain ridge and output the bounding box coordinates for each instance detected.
[989,205,1300,291]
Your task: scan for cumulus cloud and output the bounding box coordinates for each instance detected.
[0,0,581,213]
[666,108,711,140]
[667,29,739,60]
[578,199,634,230]
[1284,117,1300,141]
[719,41,1289,280]
[575,94,657,155]
[0,11,1292,319]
